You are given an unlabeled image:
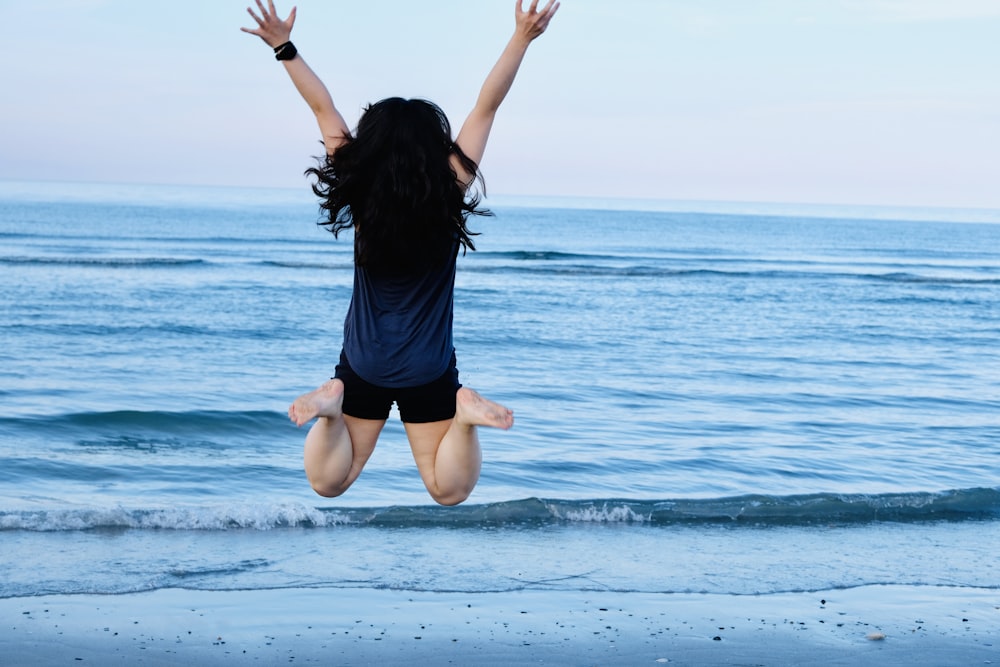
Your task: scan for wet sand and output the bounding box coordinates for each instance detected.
[2,584,996,665]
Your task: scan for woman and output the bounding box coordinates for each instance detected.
[242,0,559,505]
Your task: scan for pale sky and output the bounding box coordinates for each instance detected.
[1,0,998,209]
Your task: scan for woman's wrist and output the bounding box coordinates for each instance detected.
[511,31,533,49]
[274,41,298,61]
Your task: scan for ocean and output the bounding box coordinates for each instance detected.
[1,180,998,601]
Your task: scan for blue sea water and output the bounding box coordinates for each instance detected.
[1,180,998,600]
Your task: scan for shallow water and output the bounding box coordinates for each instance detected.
[1,181,998,598]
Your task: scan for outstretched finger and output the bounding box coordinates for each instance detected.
[539,0,560,24]
[254,0,269,20]
[245,6,263,27]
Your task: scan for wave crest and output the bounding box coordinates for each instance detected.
[2,488,996,532]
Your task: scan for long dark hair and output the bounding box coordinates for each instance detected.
[306,97,490,273]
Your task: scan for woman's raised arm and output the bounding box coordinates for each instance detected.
[453,0,560,185]
[241,0,350,155]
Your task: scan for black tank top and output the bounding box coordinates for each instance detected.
[342,243,458,388]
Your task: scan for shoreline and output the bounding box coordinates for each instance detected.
[2,585,995,666]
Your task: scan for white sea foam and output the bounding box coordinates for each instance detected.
[0,503,354,532]
[550,502,650,523]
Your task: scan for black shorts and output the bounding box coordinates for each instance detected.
[334,351,461,423]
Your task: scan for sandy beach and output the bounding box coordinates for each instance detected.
[2,584,995,666]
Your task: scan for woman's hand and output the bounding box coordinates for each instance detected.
[240,0,297,49]
[514,0,560,43]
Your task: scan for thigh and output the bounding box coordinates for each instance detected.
[344,415,386,470]
[403,419,454,484]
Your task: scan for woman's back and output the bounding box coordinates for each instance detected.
[344,240,460,387]
[308,98,488,385]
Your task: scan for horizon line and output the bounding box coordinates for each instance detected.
[2,178,999,224]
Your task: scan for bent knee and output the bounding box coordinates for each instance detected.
[430,489,472,506]
[310,480,350,498]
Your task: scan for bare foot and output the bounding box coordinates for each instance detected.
[288,379,345,427]
[455,387,514,430]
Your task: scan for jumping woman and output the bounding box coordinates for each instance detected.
[241,1,559,505]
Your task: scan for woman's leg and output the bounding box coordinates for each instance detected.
[289,379,385,497]
[404,387,513,506]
